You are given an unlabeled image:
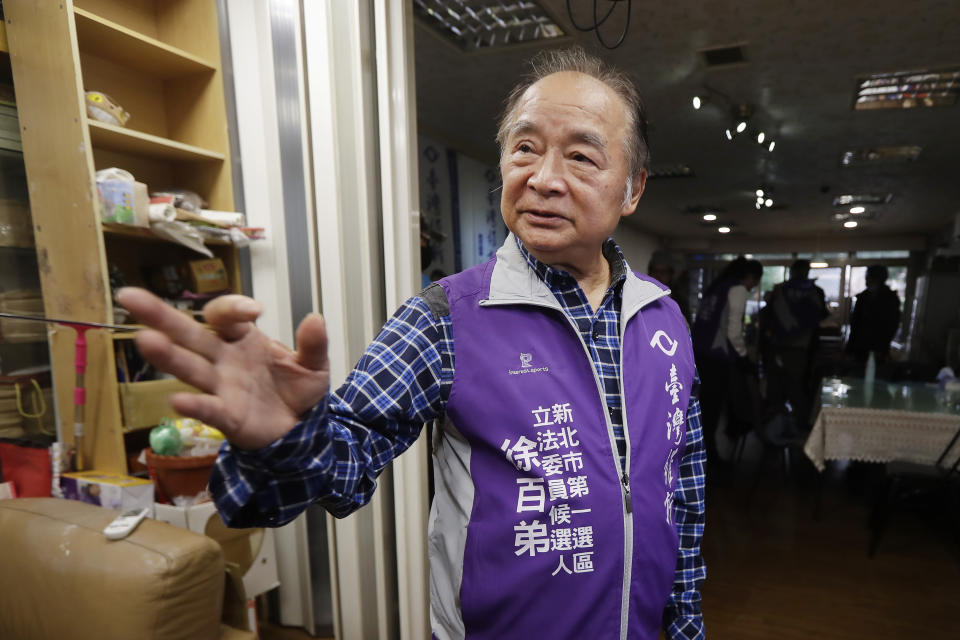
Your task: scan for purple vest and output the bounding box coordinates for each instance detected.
[430,239,696,640]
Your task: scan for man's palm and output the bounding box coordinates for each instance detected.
[117,288,329,451]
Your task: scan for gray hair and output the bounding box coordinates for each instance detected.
[496,46,651,188]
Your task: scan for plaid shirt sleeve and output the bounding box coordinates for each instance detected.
[209,294,451,528]
[662,375,707,639]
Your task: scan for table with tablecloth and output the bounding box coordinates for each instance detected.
[804,378,960,472]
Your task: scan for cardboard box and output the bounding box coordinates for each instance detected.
[60,471,154,515]
[153,501,279,598]
[188,258,229,293]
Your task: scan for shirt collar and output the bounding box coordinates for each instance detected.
[515,235,629,293]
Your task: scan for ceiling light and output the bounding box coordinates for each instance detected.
[854,67,960,111]
[844,220,858,228]
[757,132,765,144]
[755,202,762,210]
[703,213,717,221]
[849,206,866,214]
[756,189,764,197]
[725,129,733,140]
[718,226,731,234]
[768,140,776,152]
[736,121,747,133]
[810,261,829,268]
[693,96,702,109]
[413,0,565,52]
[765,198,773,207]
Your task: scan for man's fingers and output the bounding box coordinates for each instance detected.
[169,392,230,433]
[295,313,328,372]
[117,287,221,361]
[201,295,262,342]
[134,330,219,394]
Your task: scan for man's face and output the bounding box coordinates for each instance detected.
[500,72,645,270]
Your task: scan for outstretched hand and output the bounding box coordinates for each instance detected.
[116,287,329,451]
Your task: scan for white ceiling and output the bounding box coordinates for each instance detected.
[413,0,960,250]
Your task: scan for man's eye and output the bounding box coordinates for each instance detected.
[573,153,594,164]
[517,143,533,153]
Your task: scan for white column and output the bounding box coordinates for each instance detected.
[225,0,314,631]
[303,1,399,638]
[373,2,430,639]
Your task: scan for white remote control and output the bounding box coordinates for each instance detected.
[103,507,150,540]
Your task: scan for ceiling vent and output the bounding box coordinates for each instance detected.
[648,164,695,179]
[832,193,893,206]
[414,0,565,52]
[700,44,746,67]
[842,146,922,166]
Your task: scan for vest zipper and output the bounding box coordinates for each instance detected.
[480,297,634,639]
[621,472,632,513]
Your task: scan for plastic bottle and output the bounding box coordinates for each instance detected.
[864,351,876,405]
[865,351,876,386]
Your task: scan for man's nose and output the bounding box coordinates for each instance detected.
[527,150,568,196]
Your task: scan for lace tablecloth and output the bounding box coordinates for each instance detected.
[804,407,960,472]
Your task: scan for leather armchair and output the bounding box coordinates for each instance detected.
[0,498,256,640]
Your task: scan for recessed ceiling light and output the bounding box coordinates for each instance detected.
[718,226,731,233]
[765,199,773,207]
[703,213,717,221]
[736,121,747,133]
[693,96,702,109]
[757,132,765,144]
[413,0,565,51]
[844,220,858,228]
[768,140,776,152]
[756,189,764,197]
[854,67,960,110]
[725,129,733,140]
[849,206,866,214]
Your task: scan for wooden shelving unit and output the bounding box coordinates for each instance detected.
[88,120,225,162]
[72,8,215,78]
[5,0,240,473]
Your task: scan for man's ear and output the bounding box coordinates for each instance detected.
[622,168,647,217]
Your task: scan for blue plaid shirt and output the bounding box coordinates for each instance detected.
[210,237,706,639]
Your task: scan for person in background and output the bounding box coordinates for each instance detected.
[763,259,829,428]
[692,256,763,467]
[846,264,901,365]
[648,250,691,322]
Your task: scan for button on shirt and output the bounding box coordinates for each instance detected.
[209,236,706,640]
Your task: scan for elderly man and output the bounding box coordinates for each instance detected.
[119,47,705,640]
